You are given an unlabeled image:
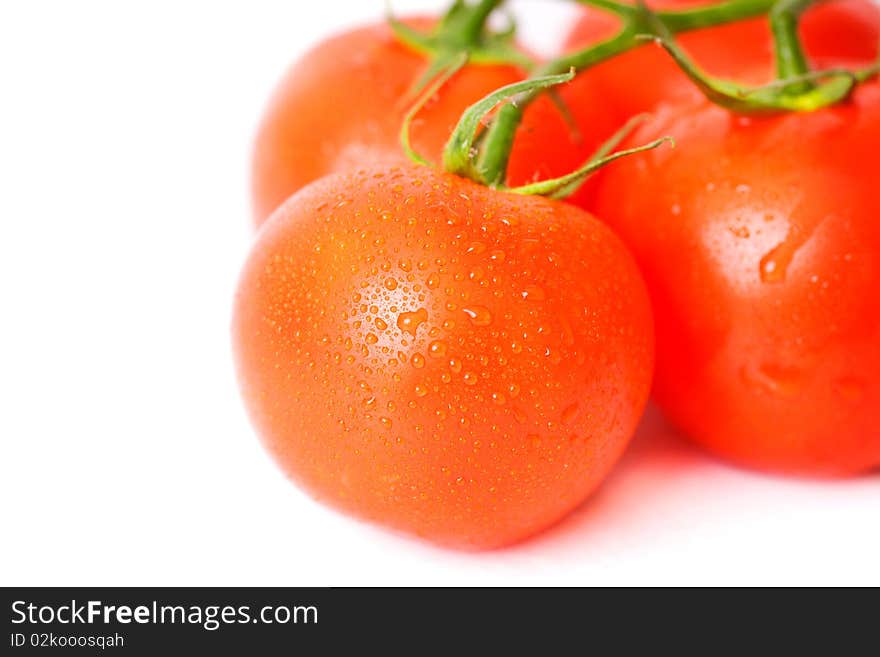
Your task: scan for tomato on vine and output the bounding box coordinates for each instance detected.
[563,0,879,119]
[235,0,880,552]
[567,0,880,474]
[235,58,668,547]
[250,1,619,225]
[234,163,655,547]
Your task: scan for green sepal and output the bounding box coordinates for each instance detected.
[510,114,673,198]
[442,70,577,184]
[387,0,532,97]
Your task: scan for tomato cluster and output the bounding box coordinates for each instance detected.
[234,2,880,549]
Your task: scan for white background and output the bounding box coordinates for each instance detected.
[1,0,877,586]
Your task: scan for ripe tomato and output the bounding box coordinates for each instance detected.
[251,18,614,225]
[588,80,880,475]
[563,0,880,119]
[234,164,654,548]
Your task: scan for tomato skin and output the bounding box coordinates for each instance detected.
[251,18,611,226]
[588,81,880,475]
[564,0,880,119]
[234,164,654,548]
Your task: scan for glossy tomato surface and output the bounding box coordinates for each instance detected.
[251,18,614,225]
[589,81,880,475]
[234,164,654,548]
[563,0,880,119]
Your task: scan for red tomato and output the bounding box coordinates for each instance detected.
[588,80,880,475]
[234,164,654,548]
[251,18,615,225]
[563,0,880,119]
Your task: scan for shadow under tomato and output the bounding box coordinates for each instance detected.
[502,402,880,559]
[505,402,719,553]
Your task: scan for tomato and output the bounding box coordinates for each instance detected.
[563,0,880,119]
[251,18,614,225]
[588,80,880,475]
[233,164,654,548]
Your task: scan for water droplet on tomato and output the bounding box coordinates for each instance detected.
[520,285,546,302]
[561,403,580,425]
[411,353,425,369]
[428,341,447,358]
[465,241,486,255]
[462,306,492,326]
[759,256,780,282]
[397,307,428,336]
[743,363,803,398]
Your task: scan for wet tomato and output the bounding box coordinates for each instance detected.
[234,164,654,547]
[588,80,880,475]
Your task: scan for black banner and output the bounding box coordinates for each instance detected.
[1,587,873,653]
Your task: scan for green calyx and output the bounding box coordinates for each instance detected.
[388,0,532,97]
[472,0,879,188]
[509,115,673,199]
[399,53,470,168]
[636,0,872,115]
[443,70,578,183]
[399,0,880,197]
[396,5,673,198]
[648,33,857,113]
[437,70,671,197]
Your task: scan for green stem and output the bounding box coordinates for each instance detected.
[659,0,777,31]
[641,2,856,114]
[477,103,521,186]
[456,0,505,45]
[478,29,634,186]
[478,0,778,186]
[769,0,814,91]
[443,71,577,183]
[388,0,530,94]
